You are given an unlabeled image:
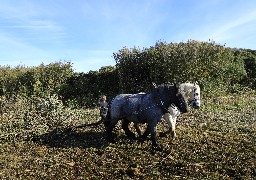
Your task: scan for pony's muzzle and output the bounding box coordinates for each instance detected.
[192,102,200,109]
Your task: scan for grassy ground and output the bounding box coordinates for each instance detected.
[0,90,255,179]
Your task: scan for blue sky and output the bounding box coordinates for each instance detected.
[1,0,256,72]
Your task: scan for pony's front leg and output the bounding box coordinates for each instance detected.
[171,116,177,139]
[161,113,177,139]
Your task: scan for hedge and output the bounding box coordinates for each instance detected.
[113,40,247,93]
[0,40,255,107]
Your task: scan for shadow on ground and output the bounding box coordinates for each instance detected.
[32,127,109,149]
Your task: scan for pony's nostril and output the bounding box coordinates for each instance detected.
[192,102,199,108]
[193,102,200,109]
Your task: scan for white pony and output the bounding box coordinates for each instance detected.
[133,82,201,139]
[161,82,200,139]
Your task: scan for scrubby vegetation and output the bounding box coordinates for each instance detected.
[0,40,255,179]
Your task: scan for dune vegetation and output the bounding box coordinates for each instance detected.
[0,40,255,179]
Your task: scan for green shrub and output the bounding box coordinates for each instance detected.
[113,40,247,93]
[59,66,120,107]
[0,61,74,98]
[0,40,254,108]
[0,65,25,96]
[241,49,256,88]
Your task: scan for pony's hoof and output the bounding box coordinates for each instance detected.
[107,136,115,144]
[152,145,163,152]
[138,138,145,143]
[128,139,136,144]
[171,131,177,140]
[109,139,116,144]
[159,132,167,138]
[138,136,147,143]
[130,134,137,140]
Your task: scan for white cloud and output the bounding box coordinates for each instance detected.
[0,0,66,44]
[211,10,256,42]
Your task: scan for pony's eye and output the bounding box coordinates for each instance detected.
[195,93,199,96]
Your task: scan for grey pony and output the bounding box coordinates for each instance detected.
[104,84,188,150]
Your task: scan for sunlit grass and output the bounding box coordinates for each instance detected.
[0,90,255,179]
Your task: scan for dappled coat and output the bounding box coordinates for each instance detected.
[105,84,188,150]
[108,84,188,123]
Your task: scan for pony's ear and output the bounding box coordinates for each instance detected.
[194,78,200,85]
[152,82,157,88]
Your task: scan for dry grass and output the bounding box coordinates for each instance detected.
[0,90,255,179]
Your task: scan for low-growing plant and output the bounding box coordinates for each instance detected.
[0,94,100,142]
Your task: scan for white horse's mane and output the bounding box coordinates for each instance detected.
[178,82,199,92]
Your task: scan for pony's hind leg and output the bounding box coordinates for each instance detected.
[148,120,163,151]
[106,119,119,143]
[139,125,150,141]
[134,122,142,136]
[121,119,137,140]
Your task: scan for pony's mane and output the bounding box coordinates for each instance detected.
[178,82,200,94]
[150,82,200,98]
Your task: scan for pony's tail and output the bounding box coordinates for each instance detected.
[74,118,103,129]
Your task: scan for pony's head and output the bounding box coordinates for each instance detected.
[153,83,188,113]
[189,83,200,109]
[179,82,201,109]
